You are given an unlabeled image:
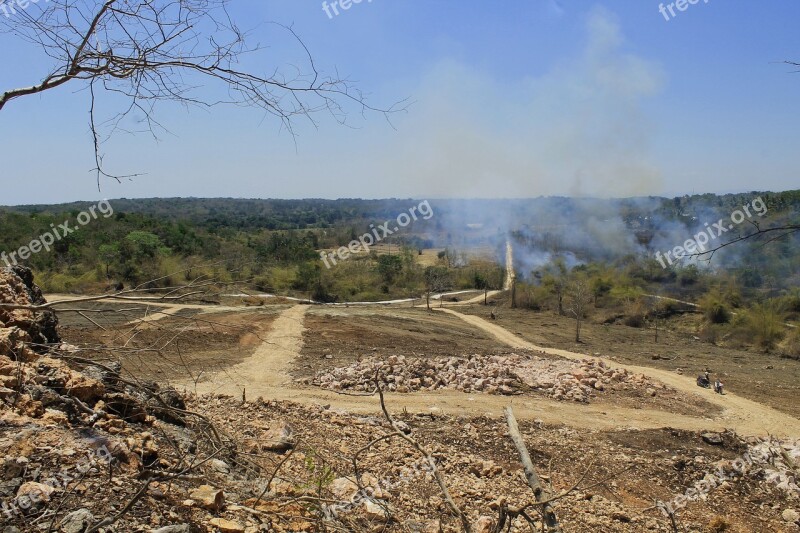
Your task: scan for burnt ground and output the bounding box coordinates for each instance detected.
[59,306,286,383]
[295,307,514,374]
[458,304,800,419]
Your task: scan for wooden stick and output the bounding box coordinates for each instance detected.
[504,406,561,532]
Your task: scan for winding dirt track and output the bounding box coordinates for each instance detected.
[178,304,800,437]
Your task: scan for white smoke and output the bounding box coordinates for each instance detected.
[362,6,665,199]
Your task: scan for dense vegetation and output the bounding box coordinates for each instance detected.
[1,192,797,354]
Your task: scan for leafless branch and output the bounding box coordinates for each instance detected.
[1,0,406,183]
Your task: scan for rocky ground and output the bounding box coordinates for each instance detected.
[306,353,716,417]
[308,354,671,403]
[3,267,800,532]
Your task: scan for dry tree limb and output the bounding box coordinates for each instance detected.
[504,406,561,533]
[375,373,472,533]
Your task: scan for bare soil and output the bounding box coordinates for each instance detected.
[59,308,284,383]
[295,307,515,377]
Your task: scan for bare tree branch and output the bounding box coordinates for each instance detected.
[1,0,406,183]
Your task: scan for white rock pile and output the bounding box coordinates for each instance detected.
[311,354,670,403]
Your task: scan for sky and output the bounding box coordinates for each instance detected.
[0,0,799,205]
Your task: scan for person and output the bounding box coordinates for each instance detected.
[697,371,710,388]
[714,378,724,395]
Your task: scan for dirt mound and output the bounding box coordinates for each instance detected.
[310,354,673,403]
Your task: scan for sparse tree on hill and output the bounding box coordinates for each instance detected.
[567,278,591,343]
[543,259,569,315]
[424,266,451,311]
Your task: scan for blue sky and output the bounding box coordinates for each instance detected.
[1,0,798,204]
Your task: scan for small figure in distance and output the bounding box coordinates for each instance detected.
[696,370,711,388]
[714,378,724,395]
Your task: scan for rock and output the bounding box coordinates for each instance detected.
[263,423,295,451]
[1,267,60,356]
[189,485,224,511]
[58,508,94,533]
[363,499,387,521]
[783,509,799,522]
[0,328,35,362]
[1,457,26,481]
[64,373,105,403]
[701,433,724,446]
[329,477,358,500]
[149,387,187,426]
[209,518,245,533]
[420,520,441,533]
[41,409,70,426]
[469,460,503,479]
[208,458,230,474]
[103,393,148,423]
[475,516,495,533]
[16,481,56,507]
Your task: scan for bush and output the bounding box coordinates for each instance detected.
[779,289,800,314]
[699,292,731,324]
[623,300,646,328]
[734,303,786,351]
[780,328,800,359]
[652,298,684,318]
[516,284,543,310]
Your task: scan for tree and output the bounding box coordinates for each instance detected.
[1,0,401,185]
[423,266,451,311]
[97,243,119,279]
[376,254,403,285]
[543,259,569,315]
[566,278,591,343]
[472,265,504,305]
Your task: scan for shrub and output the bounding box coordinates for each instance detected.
[707,515,730,532]
[734,303,785,351]
[623,300,646,328]
[780,329,800,359]
[699,292,731,324]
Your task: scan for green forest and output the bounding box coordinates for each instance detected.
[1,192,798,356]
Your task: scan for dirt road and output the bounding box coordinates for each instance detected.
[439,307,800,437]
[174,304,800,437]
[187,304,309,398]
